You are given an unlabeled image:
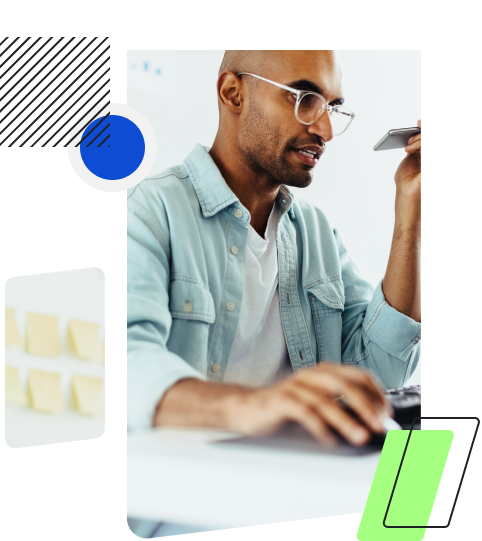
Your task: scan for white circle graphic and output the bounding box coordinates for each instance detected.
[67,103,157,192]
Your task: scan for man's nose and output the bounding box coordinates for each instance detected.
[307,110,334,142]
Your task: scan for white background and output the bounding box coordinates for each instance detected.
[127,49,422,386]
[5,268,105,447]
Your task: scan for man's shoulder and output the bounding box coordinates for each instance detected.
[291,195,332,228]
[128,163,189,199]
[290,195,345,254]
[127,163,199,249]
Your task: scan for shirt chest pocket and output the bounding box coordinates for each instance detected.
[168,277,216,367]
[304,275,345,362]
[169,277,216,324]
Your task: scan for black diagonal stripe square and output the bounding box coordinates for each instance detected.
[0,37,110,147]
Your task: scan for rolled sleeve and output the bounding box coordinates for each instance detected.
[127,339,206,431]
[363,280,421,362]
[127,196,206,431]
[336,225,420,387]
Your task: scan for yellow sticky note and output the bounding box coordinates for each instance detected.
[26,312,61,357]
[5,307,23,347]
[28,369,64,414]
[68,319,104,361]
[72,374,104,416]
[5,366,28,406]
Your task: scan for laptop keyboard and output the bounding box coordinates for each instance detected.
[385,384,421,428]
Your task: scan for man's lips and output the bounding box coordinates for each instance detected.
[292,145,325,167]
[298,145,324,154]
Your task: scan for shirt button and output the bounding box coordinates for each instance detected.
[211,363,221,373]
[183,301,193,312]
[234,209,243,218]
[226,302,235,311]
[230,245,239,255]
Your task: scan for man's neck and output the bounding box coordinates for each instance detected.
[251,206,271,240]
[209,136,279,233]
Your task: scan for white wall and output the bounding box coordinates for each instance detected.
[127,50,421,385]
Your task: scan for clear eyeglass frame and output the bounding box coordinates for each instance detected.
[237,72,355,135]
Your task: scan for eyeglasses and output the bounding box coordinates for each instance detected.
[237,72,355,136]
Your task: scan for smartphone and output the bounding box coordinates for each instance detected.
[373,127,421,151]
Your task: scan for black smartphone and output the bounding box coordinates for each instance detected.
[373,127,421,151]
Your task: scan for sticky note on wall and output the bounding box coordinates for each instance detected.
[72,374,104,416]
[26,312,61,357]
[5,307,23,346]
[5,366,29,406]
[28,369,64,414]
[68,319,104,361]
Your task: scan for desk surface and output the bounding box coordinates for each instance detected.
[127,427,380,529]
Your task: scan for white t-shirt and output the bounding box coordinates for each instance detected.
[223,202,293,387]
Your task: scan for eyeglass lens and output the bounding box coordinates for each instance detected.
[298,94,352,135]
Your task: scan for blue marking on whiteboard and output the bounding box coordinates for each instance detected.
[144,62,149,71]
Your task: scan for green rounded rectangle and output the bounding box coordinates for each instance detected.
[357,430,453,540]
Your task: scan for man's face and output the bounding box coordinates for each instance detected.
[238,51,344,188]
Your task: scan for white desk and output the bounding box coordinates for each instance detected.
[127,427,380,530]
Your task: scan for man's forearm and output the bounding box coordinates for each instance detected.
[154,378,250,429]
[382,196,421,322]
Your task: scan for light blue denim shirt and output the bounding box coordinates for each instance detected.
[127,143,421,431]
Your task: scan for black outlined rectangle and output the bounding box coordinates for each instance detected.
[383,416,480,528]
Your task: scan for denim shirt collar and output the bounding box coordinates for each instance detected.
[183,143,296,223]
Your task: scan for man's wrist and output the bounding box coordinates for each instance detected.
[394,194,421,235]
[154,377,256,430]
[393,212,420,244]
[223,387,258,431]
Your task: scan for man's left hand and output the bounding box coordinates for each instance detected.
[393,119,421,223]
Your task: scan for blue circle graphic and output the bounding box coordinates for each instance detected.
[80,115,145,180]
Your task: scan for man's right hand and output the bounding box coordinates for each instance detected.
[229,362,393,446]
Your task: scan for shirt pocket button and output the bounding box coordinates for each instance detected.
[183,301,193,313]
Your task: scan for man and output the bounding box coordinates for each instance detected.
[127,50,421,448]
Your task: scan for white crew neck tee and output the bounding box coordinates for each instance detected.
[223,202,293,387]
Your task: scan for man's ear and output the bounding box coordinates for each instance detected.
[217,71,241,113]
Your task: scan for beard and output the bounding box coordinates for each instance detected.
[238,101,314,188]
